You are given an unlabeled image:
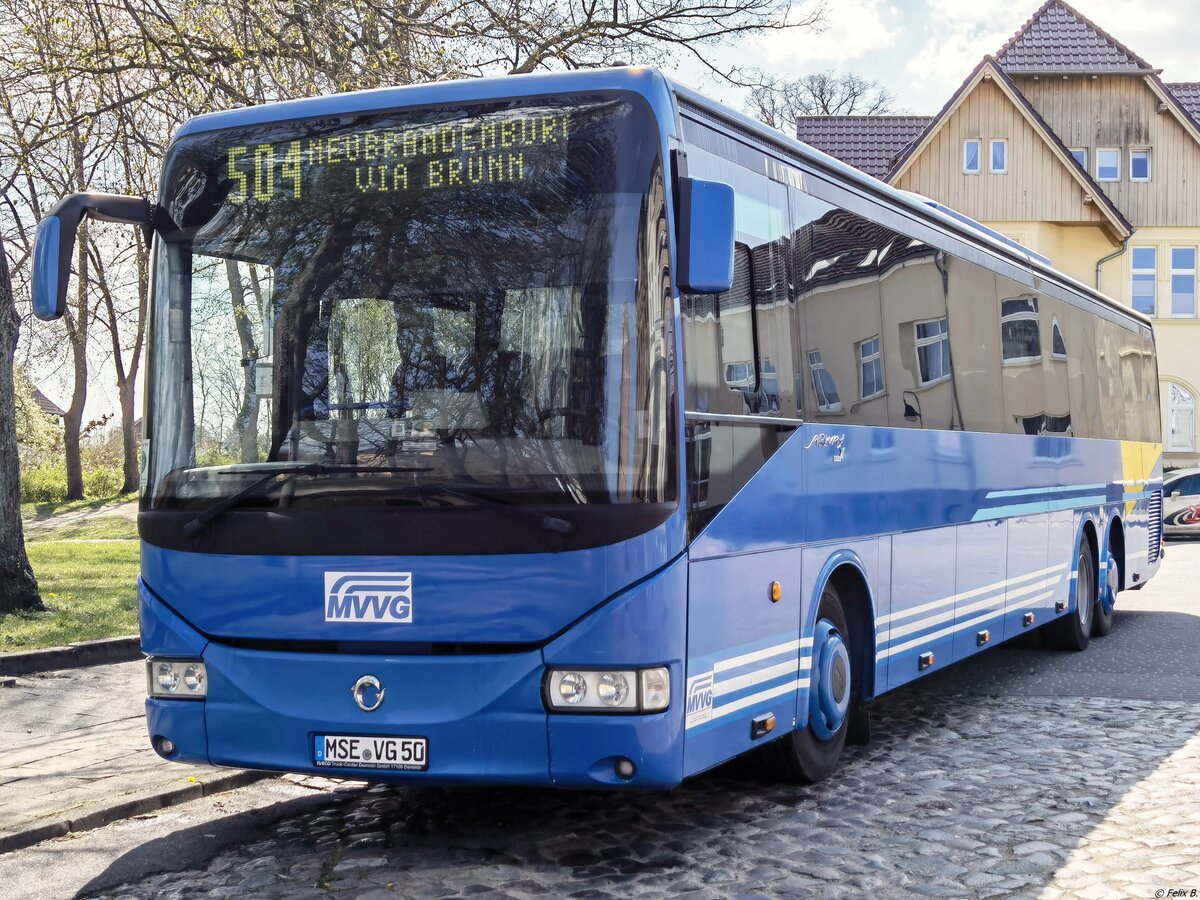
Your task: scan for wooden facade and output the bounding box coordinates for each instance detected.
[894,77,1112,232]
[1016,74,1200,226]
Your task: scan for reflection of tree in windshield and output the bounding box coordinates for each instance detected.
[149,97,675,512]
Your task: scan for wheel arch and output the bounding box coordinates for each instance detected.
[1105,513,1126,591]
[807,550,878,703]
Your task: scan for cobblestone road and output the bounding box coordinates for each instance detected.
[61,544,1200,899]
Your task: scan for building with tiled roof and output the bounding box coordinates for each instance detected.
[795,0,1200,468]
[794,116,930,179]
[31,387,65,418]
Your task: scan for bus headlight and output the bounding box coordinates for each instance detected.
[545,667,668,713]
[639,667,670,711]
[147,659,207,699]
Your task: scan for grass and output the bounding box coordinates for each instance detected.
[20,493,137,524]
[0,516,140,653]
[32,516,139,542]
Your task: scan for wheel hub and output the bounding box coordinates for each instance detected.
[809,618,851,741]
[1101,549,1118,615]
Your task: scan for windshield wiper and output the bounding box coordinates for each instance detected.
[416,483,576,536]
[182,463,431,538]
[183,463,331,538]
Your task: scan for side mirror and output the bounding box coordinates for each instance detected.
[32,193,151,321]
[1171,490,1182,499]
[676,177,735,294]
[902,390,922,424]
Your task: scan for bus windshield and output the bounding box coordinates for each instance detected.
[144,95,676,543]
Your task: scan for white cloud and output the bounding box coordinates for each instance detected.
[754,0,900,68]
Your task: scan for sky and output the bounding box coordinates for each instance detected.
[665,0,1200,116]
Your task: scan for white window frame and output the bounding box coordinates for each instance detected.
[1131,246,1157,317]
[1130,148,1152,182]
[963,139,981,175]
[1050,315,1067,360]
[858,336,884,400]
[1171,246,1197,318]
[808,349,843,413]
[1069,147,1087,170]
[1000,296,1042,365]
[1096,147,1121,182]
[1168,383,1196,452]
[989,138,1008,174]
[913,318,950,387]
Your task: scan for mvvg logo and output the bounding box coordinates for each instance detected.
[324,572,413,623]
[684,671,714,729]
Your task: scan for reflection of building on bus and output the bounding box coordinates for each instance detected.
[681,173,1157,523]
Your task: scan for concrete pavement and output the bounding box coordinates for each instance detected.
[0,660,266,853]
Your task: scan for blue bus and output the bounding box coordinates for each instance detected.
[32,67,1163,788]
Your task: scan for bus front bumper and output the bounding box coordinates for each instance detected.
[140,558,688,789]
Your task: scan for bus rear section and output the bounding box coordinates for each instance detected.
[671,91,1162,781]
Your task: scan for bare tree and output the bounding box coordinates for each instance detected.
[0,0,826,501]
[0,236,42,615]
[746,69,897,130]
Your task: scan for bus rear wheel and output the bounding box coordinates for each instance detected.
[758,585,851,783]
[1047,539,1094,652]
[1091,542,1118,637]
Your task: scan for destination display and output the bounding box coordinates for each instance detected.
[225,111,573,202]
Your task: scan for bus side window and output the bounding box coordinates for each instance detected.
[1095,318,1124,441]
[1143,333,1161,444]
[943,252,1002,433]
[996,276,1048,435]
[790,192,890,427]
[1065,304,1099,440]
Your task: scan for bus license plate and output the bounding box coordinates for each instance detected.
[313,734,428,771]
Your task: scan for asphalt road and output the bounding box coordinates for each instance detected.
[2,541,1197,900]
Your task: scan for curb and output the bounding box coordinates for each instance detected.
[0,636,142,676]
[0,770,273,854]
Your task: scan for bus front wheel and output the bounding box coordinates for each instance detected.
[758,585,851,783]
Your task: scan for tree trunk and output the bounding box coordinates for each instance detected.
[0,237,43,614]
[119,376,138,493]
[63,228,89,501]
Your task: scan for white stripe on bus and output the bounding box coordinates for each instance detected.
[709,678,810,722]
[876,562,1068,628]
[878,591,1054,660]
[713,658,805,697]
[712,637,812,674]
[880,572,1066,642]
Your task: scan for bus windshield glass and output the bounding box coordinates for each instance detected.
[144,95,675,530]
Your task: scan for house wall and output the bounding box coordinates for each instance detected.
[894,78,1111,227]
[981,220,1114,288]
[1015,74,1200,227]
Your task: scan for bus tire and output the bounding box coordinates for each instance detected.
[1092,542,1118,637]
[757,585,850,783]
[1047,539,1094,652]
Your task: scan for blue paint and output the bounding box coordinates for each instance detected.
[31,216,63,321]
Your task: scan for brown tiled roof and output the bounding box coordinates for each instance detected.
[996,0,1153,74]
[31,387,65,418]
[1166,82,1200,126]
[795,116,932,179]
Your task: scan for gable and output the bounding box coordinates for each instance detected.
[892,78,1110,231]
[1016,73,1200,227]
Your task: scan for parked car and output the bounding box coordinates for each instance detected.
[1164,467,1200,538]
